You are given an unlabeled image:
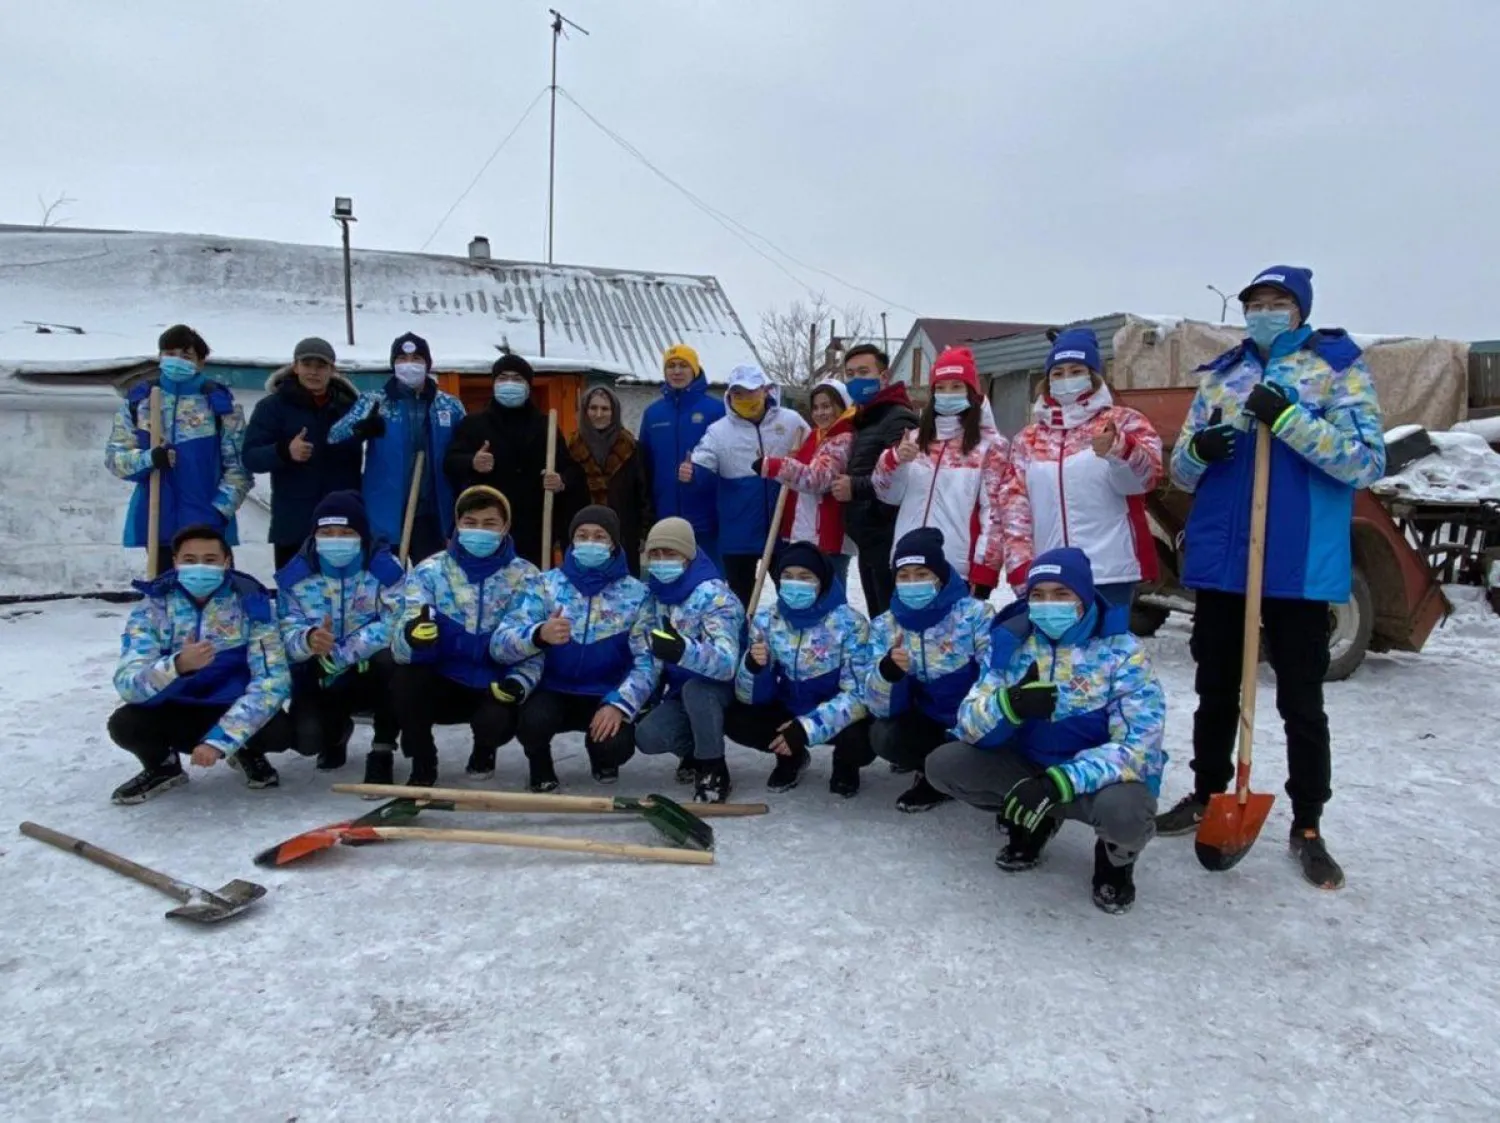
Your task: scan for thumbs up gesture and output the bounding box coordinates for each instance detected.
[1091,419,1118,459]
[879,626,911,681]
[896,428,920,464]
[404,604,439,649]
[536,606,572,646]
[650,614,687,664]
[308,615,337,656]
[473,440,494,473]
[289,427,314,463]
[677,459,694,483]
[1002,661,1058,723]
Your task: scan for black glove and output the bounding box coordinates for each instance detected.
[149,445,173,471]
[1189,407,1237,464]
[353,411,386,440]
[404,605,438,649]
[1246,382,1294,428]
[1000,769,1073,832]
[878,651,907,683]
[1000,663,1057,724]
[650,616,687,664]
[489,677,526,706]
[775,718,809,755]
[744,646,767,673]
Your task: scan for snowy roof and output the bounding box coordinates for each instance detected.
[0,226,760,383]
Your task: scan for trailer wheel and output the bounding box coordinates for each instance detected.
[1326,567,1373,682]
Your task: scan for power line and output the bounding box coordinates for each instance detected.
[419,88,550,253]
[556,87,921,316]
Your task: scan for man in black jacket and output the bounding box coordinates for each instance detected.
[833,345,919,617]
[442,355,585,567]
[244,337,364,569]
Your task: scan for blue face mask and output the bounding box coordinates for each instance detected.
[895,580,938,609]
[1029,600,1081,640]
[932,392,970,416]
[493,380,529,407]
[176,563,226,600]
[458,528,503,557]
[778,578,819,610]
[159,356,199,385]
[572,541,613,569]
[649,559,686,584]
[315,537,362,570]
[1245,309,1294,350]
[846,377,880,406]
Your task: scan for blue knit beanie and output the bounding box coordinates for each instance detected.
[1025,547,1095,605]
[1045,327,1101,375]
[1238,265,1313,322]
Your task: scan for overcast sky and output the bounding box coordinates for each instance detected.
[4,0,1498,343]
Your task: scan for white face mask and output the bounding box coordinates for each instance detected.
[1049,374,1092,403]
[394,362,428,389]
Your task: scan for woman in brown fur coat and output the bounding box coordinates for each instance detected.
[564,385,653,574]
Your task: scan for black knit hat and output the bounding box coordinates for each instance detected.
[390,332,433,368]
[492,353,535,382]
[312,490,372,550]
[569,505,621,548]
[892,526,951,585]
[773,540,832,590]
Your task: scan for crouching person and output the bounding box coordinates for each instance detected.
[866,528,994,812]
[390,486,541,787]
[634,517,745,803]
[276,491,404,782]
[492,506,654,792]
[726,541,873,796]
[108,524,292,803]
[927,548,1167,914]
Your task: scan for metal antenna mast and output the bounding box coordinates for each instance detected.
[547,8,590,265]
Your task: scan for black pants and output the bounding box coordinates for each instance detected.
[1190,589,1331,823]
[869,710,953,773]
[856,539,896,618]
[390,664,519,763]
[721,553,761,608]
[516,690,636,769]
[107,701,293,769]
[291,650,399,754]
[273,542,301,571]
[724,700,874,768]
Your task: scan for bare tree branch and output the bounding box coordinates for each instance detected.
[756,293,875,388]
[37,192,77,227]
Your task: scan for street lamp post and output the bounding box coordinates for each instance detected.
[333,196,356,346]
[1206,284,1231,323]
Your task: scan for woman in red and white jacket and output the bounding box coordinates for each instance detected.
[871,347,1007,595]
[757,379,856,584]
[997,327,1162,607]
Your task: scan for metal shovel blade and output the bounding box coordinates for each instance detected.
[1194,789,1275,872]
[633,794,714,852]
[165,879,267,924]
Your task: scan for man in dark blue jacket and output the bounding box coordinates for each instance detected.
[638,345,725,567]
[244,337,364,568]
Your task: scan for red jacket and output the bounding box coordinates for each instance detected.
[764,411,856,554]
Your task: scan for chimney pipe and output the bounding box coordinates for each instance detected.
[468,236,491,262]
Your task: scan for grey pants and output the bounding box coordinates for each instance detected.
[635,678,733,762]
[926,741,1157,866]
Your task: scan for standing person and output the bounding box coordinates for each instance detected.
[632,517,745,803]
[726,542,873,796]
[757,379,857,587]
[389,486,543,787]
[275,491,404,782]
[443,354,583,568]
[105,324,251,577]
[997,328,1163,607]
[865,528,995,811]
[871,347,1006,594]
[561,385,653,575]
[243,337,363,569]
[106,523,292,804]
[639,345,725,565]
[328,332,465,563]
[928,548,1167,915]
[492,506,655,790]
[1155,265,1385,890]
[685,364,809,606]
[833,345,919,617]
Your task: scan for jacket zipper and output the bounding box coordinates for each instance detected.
[919,439,950,528]
[756,422,771,527]
[1057,443,1071,546]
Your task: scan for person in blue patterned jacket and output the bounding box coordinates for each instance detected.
[105,324,252,576]
[928,548,1167,915]
[865,527,994,813]
[1156,266,1385,892]
[727,541,873,797]
[390,486,543,787]
[491,506,654,792]
[107,523,292,804]
[633,517,745,803]
[275,490,404,784]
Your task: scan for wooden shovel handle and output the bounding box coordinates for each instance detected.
[20,821,189,901]
[399,450,426,568]
[747,484,790,616]
[1234,422,1272,805]
[331,783,769,817]
[540,409,558,569]
[369,825,713,865]
[146,386,163,578]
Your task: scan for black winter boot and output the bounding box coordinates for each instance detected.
[995,816,1062,872]
[110,756,188,805]
[231,749,280,790]
[528,755,560,793]
[896,773,951,814]
[675,754,697,785]
[828,760,861,798]
[466,745,498,780]
[1091,840,1137,915]
[406,754,438,788]
[693,759,731,804]
[766,748,810,793]
[361,748,395,796]
[1290,827,1345,890]
[316,720,354,772]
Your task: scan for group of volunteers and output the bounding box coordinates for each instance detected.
[97,263,1385,910]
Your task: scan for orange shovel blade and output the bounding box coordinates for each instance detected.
[1194,789,1275,872]
[253,822,384,868]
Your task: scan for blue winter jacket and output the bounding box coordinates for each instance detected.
[328,377,465,547]
[491,547,656,717]
[105,375,251,547]
[275,541,406,676]
[954,599,1168,798]
[864,574,993,727]
[638,553,744,698]
[1170,329,1385,603]
[639,375,725,542]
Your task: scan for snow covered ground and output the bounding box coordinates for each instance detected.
[2,589,1499,1120]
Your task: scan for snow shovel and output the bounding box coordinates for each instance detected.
[398,450,425,567]
[146,386,163,579]
[1196,420,1277,872]
[747,484,791,616]
[332,783,770,820]
[540,408,558,569]
[20,821,265,924]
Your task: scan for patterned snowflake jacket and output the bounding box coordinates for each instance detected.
[1169,327,1385,603]
[636,553,745,698]
[490,547,656,719]
[275,541,406,676]
[998,386,1162,588]
[736,578,870,744]
[953,598,1167,798]
[392,537,543,693]
[114,569,291,757]
[864,573,994,728]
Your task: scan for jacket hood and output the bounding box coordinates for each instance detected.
[1032,381,1114,430]
[266,364,359,400]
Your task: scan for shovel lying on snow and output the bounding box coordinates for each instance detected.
[334,783,769,820]
[20,821,265,924]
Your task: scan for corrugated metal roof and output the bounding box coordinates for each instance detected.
[916,318,1046,351]
[970,313,1131,378]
